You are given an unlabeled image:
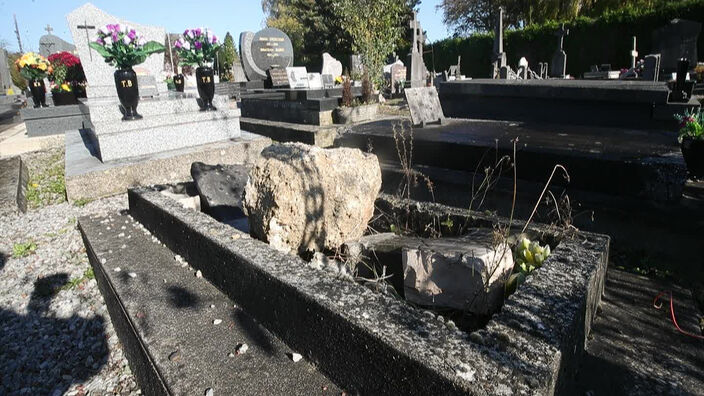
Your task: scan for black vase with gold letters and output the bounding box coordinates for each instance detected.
[195,66,216,111]
[173,73,185,92]
[114,69,142,121]
[28,79,48,108]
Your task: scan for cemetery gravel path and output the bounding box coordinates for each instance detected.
[0,194,141,395]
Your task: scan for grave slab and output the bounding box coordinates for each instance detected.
[64,129,270,203]
[239,117,339,147]
[0,156,28,215]
[20,104,89,137]
[127,188,610,394]
[78,213,341,395]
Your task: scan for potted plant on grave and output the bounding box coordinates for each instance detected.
[15,52,51,108]
[89,24,165,121]
[174,28,220,111]
[675,108,704,179]
[47,52,83,106]
[333,71,378,125]
[48,51,87,99]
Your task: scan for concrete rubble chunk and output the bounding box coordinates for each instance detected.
[402,229,514,315]
[244,143,382,253]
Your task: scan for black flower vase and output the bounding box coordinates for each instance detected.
[196,66,216,111]
[28,79,48,108]
[114,69,142,121]
[174,73,185,92]
[681,137,704,179]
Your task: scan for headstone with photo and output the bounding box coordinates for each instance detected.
[404,86,445,127]
[550,24,569,78]
[286,67,309,89]
[67,3,167,98]
[267,67,290,88]
[308,73,323,89]
[652,19,701,73]
[321,52,343,78]
[239,27,294,82]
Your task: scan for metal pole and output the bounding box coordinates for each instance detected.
[166,33,174,73]
[14,14,23,52]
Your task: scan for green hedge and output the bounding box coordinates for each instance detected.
[426,0,704,78]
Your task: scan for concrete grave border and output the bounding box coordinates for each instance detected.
[126,187,609,394]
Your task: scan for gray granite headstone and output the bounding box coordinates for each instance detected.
[0,49,18,92]
[67,3,167,98]
[652,19,701,72]
[322,74,334,89]
[404,87,445,127]
[642,54,661,81]
[239,28,293,81]
[550,24,569,78]
[232,63,247,82]
[321,52,342,77]
[39,27,76,58]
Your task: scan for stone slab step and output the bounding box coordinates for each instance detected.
[90,108,240,136]
[81,94,231,124]
[78,213,341,395]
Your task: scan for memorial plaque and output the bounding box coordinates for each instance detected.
[268,67,290,88]
[240,28,294,81]
[286,67,309,89]
[322,74,335,89]
[404,87,445,127]
[308,73,323,89]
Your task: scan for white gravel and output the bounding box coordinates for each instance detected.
[0,194,141,395]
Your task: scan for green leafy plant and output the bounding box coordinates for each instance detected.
[514,237,551,275]
[13,241,37,258]
[89,24,165,69]
[675,108,704,143]
[174,28,221,67]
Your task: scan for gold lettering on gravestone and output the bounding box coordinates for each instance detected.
[33,81,42,87]
[120,80,133,88]
[200,76,211,83]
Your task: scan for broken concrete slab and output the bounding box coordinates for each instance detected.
[128,187,610,394]
[402,229,514,315]
[190,162,248,223]
[78,213,341,395]
[0,156,28,215]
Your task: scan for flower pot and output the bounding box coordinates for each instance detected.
[114,69,142,121]
[333,103,379,125]
[196,66,216,111]
[28,79,48,108]
[51,91,78,106]
[174,73,185,92]
[681,137,704,179]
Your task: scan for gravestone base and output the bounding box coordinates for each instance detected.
[80,94,241,162]
[20,105,90,137]
[64,129,270,203]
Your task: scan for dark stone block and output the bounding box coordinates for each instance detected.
[190,162,249,223]
[0,156,28,215]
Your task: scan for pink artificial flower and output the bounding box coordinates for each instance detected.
[95,37,104,45]
[174,39,182,49]
[194,28,202,37]
[194,41,202,50]
[211,35,217,44]
[111,31,119,42]
[127,29,137,40]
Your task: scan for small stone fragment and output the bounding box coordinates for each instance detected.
[168,350,181,362]
[290,352,303,362]
[213,319,222,325]
[235,343,249,354]
[100,258,107,264]
[204,388,214,396]
[196,270,203,278]
[113,267,121,272]
[210,304,216,309]
[231,234,240,240]
[228,352,235,358]
[128,272,137,278]
[455,363,476,382]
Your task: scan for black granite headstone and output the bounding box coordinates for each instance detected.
[268,67,290,88]
[652,19,701,72]
[240,28,294,81]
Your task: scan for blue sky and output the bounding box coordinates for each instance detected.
[0,0,450,53]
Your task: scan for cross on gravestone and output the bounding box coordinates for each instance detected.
[45,24,53,35]
[492,7,507,79]
[409,11,424,54]
[77,20,96,60]
[630,36,639,69]
[555,23,569,51]
[550,24,569,78]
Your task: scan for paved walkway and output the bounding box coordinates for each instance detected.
[0,120,63,159]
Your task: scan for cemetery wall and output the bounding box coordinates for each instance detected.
[427,0,704,78]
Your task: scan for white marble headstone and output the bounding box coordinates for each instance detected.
[67,3,167,99]
[321,52,342,78]
[286,67,309,89]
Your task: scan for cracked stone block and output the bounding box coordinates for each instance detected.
[402,229,514,315]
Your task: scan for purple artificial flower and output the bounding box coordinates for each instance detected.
[112,31,119,42]
[211,34,217,44]
[174,39,182,49]
[95,37,104,45]
[127,29,137,40]
[194,41,202,50]
[194,28,202,37]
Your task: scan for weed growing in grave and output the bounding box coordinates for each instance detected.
[61,267,95,291]
[24,149,67,209]
[13,241,38,258]
[73,197,93,207]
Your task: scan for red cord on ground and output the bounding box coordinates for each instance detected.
[653,291,704,340]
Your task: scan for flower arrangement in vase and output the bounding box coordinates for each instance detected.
[48,51,87,99]
[15,52,51,108]
[675,108,704,179]
[175,28,220,111]
[89,24,164,120]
